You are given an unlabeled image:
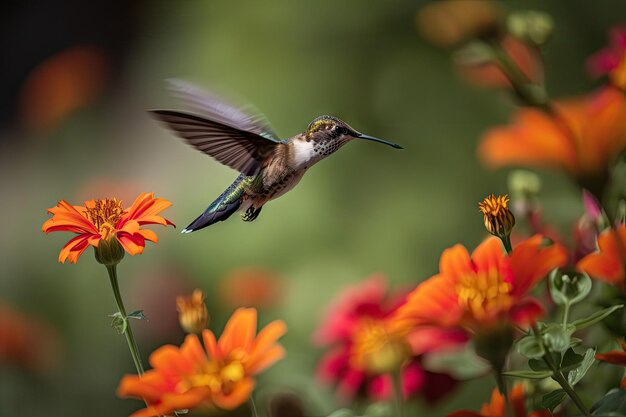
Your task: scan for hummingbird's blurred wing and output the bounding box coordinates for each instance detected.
[150,110,280,176]
[165,79,279,141]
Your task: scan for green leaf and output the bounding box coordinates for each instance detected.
[568,348,596,386]
[127,310,146,320]
[591,389,626,416]
[517,335,545,359]
[549,271,592,306]
[529,352,561,372]
[363,403,393,417]
[327,410,356,417]
[542,389,566,412]
[502,369,553,379]
[110,315,127,334]
[542,324,573,353]
[572,305,624,331]
[561,348,585,372]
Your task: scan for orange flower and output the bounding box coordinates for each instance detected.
[42,192,174,264]
[447,383,551,417]
[394,235,567,333]
[479,87,626,184]
[577,224,626,289]
[117,308,286,417]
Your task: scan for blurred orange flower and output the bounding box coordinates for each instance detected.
[117,308,286,417]
[479,87,626,185]
[447,383,551,417]
[0,302,61,371]
[42,192,174,264]
[220,267,283,309]
[394,236,567,333]
[577,224,626,290]
[458,36,541,88]
[177,289,209,334]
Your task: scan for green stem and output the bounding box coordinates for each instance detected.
[562,302,571,331]
[106,264,144,375]
[501,234,513,254]
[392,372,404,417]
[532,326,590,417]
[249,397,259,417]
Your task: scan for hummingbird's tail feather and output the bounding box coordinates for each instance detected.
[181,174,247,233]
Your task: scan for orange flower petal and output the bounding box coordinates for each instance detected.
[393,273,462,328]
[211,377,255,410]
[42,200,98,235]
[58,234,93,263]
[117,234,146,256]
[247,345,285,374]
[577,225,626,285]
[117,372,170,402]
[180,333,207,365]
[471,237,508,276]
[510,235,568,296]
[250,320,287,359]
[202,329,221,361]
[440,244,474,278]
[596,349,626,366]
[218,308,257,354]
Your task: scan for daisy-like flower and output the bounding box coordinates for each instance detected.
[577,224,626,291]
[117,308,286,417]
[479,87,626,191]
[394,235,567,335]
[42,192,174,264]
[447,383,552,417]
[177,289,209,334]
[314,275,465,404]
[588,26,626,91]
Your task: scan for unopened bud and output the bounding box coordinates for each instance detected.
[176,290,209,334]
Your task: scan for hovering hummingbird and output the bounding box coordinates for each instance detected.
[151,80,402,233]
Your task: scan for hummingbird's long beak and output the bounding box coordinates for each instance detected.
[356,133,403,149]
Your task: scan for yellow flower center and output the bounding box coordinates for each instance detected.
[478,194,515,237]
[180,349,248,396]
[456,267,513,323]
[350,318,409,374]
[84,198,124,238]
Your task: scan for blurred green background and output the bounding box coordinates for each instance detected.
[2,1,626,416]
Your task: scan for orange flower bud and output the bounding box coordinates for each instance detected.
[479,194,516,239]
[176,290,209,334]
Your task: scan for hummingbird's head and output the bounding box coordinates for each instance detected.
[304,116,402,152]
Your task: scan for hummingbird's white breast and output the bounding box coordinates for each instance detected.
[290,139,319,170]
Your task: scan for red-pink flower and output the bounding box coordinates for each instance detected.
[314,275,466,404]
[588,26,626,90]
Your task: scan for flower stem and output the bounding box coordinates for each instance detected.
[249,397,259,417]
[106,264,145,375]
[562,302,571,331]
[392,371,404,417]
[532,326,590,417]
[501,234,513,254]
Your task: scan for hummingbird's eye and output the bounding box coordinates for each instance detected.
[333,126,348,136]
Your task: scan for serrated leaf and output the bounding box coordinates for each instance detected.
[591,389,626,415]
[517,335,545,359]
[572,305,624,331]
[503,369,553,379]
[561,348,585,372]
[568,348,596,386]
[542,389,566,412]
[127,310,146,320]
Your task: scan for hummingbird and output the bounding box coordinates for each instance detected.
[151,80,402,233]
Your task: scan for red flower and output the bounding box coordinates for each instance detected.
[394,236,567,333]
[588,26,626,91]
[314,275,465,404]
